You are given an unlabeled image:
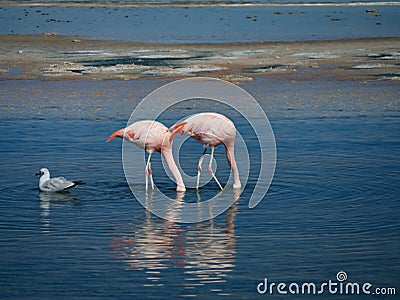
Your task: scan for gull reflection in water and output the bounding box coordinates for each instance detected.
[110,189,239,293]
[39,192,80,233]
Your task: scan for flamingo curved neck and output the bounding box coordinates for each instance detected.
[161,147,186,192]
[225,143,241,189]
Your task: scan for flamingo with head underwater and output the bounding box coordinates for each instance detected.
[107,120,186,192]
[169,112,241,190]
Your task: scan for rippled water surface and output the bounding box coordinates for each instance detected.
[0,78,399,298]
[1,4,399,42]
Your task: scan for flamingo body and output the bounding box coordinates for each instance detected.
[176,113,236,147]
[107,120,185,192]
[170,113,241,189]
[110,120,166,152]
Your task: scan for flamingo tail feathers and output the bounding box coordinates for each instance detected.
[169,122,187,142]
[106,128,130,142]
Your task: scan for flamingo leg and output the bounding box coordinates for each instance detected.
[149,162,154,190]
[145,152,153,191]
[196,146,208,190]
[208,146,223,190]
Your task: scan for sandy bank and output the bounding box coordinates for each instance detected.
[0,34,399,82]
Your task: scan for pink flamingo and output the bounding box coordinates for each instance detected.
[169,112,241,190]
[107,120,186,192]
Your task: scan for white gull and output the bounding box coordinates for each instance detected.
[36,168,85,192]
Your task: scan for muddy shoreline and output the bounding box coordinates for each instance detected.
[1,34,399,82]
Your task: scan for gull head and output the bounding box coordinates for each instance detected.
[36,168,50,177]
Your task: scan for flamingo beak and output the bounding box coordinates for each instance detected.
[106,128,125,142]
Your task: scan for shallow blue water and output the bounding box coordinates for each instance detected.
[1,4,399,42]
[0,78,399,298]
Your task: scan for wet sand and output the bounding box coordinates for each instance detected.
[0,34,399,82]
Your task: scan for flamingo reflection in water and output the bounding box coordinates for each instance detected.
[109,190,239,290]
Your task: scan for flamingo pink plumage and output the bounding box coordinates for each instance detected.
[170,112,241,190]
[107,120,186,192]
